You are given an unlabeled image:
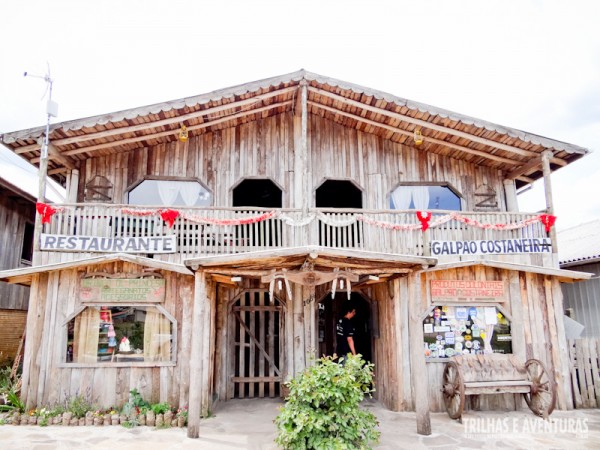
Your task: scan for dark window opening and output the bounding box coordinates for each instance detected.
[233,179,282,208]
[316,180,362,209]
[21,222,34,264]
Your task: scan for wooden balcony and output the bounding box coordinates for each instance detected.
[40,204,549,260]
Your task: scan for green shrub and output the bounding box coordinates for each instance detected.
[0,389,25,413]
[275,354,380,450]
[150,402,171,415]
[66,394,94,418]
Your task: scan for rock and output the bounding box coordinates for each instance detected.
[103,413,112,425]
[63,412,72,425]
[155,413,164,427]
[146,410,155,427]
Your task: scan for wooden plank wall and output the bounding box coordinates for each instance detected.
[368,279,413,411]
[21,262,194,410]
[0,188,34,310]
[77,112,505,215]
[568,338,600,408]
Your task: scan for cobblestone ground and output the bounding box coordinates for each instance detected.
[1,399,599,449]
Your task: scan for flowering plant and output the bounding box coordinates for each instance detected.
[175,406,188,420]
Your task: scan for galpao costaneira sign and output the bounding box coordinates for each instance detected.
[80,277,166,303]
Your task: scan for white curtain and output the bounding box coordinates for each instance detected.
[143,309,171,362]
[74,308,100,363]
[391,186,412,210]
[412,186,430,210]
[157,181,180,206]
[179,182,202,206]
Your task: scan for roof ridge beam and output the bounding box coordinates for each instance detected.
[308,87,542,159]
[32,100,293,161]
[308,101,520,166]
[17,86,298,154]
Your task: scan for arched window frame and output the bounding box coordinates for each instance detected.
[125,176,213,207]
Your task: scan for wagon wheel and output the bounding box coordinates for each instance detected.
[442,361,465,420]
[523,359,556,418]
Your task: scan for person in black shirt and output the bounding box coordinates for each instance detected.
[336,305,357,360]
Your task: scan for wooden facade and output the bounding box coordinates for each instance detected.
[0,177,35,364]
[0,71,592,436]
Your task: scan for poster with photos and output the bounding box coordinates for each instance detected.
[423,305,512,359]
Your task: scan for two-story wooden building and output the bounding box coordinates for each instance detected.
[0,70,591,436]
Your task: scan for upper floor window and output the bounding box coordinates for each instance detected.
[128,179,212,207]
[390,184,462,211]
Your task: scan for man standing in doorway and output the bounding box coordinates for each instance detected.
[336,305,357,360]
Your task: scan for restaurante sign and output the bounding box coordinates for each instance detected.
[41,234,176,253]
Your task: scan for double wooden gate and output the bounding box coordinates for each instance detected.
[228,290,285,399]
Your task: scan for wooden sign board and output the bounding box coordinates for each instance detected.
[80,278,166,303]
[431,280,505,302]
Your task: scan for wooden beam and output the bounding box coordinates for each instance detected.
[17,86,298,154]
[48,167,68,175]
[309,101,521,166]
[33,101,293,161]
[38,140,77,171]
[309,87,539,158]
[515,175,535,184]
[506,155,544,180]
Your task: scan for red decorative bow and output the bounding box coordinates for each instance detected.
[160,209,180,228]
[416,211,432,231]
[36,202,57,224]
[540,214,557,233]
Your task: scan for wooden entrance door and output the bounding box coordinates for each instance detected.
[228,290,285,399]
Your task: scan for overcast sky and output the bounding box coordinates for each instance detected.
[1,0,598,229]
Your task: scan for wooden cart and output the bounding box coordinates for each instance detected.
[442,354,557,420]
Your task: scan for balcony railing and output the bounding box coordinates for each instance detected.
[41,204,548,259]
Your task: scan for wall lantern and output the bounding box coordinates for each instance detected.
[179,125,189,143]
[414,128,424,146]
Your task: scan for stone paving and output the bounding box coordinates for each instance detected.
[1,399,599,449]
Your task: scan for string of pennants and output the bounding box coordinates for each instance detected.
[36,202,557,233]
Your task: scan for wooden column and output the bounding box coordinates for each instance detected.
[408,272,431,435]
[300,80,309,213]
[68,169,79,203]
[293,284,305,374]
[188,270,210,439]
[541,150,558,257]
[503,179,518,212]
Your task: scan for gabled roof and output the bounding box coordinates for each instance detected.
[0,69,588,188]
[558,220,600,267]
[0,253,193,286]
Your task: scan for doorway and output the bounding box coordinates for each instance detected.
[228,290,285,399]
[317,292,372,363]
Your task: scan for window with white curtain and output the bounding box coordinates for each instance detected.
[390,184,462,211]
[128,179,212,207]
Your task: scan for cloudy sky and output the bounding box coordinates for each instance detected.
[1,0,598,229]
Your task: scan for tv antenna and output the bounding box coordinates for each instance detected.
[24,63,58,160]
